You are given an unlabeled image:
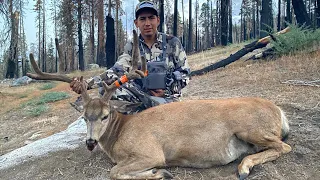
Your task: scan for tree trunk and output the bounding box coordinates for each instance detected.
[286,0,292,23]
[42,0,46,72]
[210,1,215,47]
[97,0,106,66]
[216,0,221,45]
[6,1,18,78]
[292,0,312,26]
[78,0,84,71]
[195,0,198,51]
[252,1,256,39]
[55,38,65,73]
[188,0,192,53]
[221,0,228,46]
[278,0,281,31]
[317,0,320,27]
[90,0,95,65]
[115,0,120,61]
[181,0,185,47]
[173,0,178,36]
[190,27,290,76]
[106,16,116,68]
[260,0,273,38]
[228,0,233,44]
[159,0,164,32]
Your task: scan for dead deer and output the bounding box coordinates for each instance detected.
[27,30,291,180]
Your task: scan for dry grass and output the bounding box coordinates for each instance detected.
[187,42,247,70]
[184,49,320,110]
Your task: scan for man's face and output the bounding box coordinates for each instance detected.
[134,10,160,38]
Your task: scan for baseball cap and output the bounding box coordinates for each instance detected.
[135,1,158,19]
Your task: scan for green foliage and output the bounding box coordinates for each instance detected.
[22,91,70,116]
[28,105,49,117]
[39,83,56,90]
[271,24,320,56]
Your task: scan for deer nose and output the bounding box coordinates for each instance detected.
[86,139,97,151]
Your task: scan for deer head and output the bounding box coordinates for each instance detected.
[27,30,146,151]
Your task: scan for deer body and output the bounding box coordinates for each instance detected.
[27,30,291,179]
[87,97,291,179]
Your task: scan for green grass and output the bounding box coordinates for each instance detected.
[22,91,70,116]
[39,83,56,90]
[28,105,49,117]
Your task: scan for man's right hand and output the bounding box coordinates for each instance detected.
[70,77,87,94]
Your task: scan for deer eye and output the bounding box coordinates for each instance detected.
[101,115,109,121]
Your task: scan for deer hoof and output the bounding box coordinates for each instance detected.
[238,173,249,180]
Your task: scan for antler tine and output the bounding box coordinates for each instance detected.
[102,82,118,102]
[26,53,73,83]
[80,76,90,103]
[141,56,147,74]
[131,29,140,70]
[101,30,146,102]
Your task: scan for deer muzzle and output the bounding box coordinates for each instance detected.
[86,138,98,151]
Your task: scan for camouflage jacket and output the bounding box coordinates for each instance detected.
[97,32,190,98]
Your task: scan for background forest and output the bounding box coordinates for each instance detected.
[0,0,318,79]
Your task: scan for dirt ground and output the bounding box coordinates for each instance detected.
[0,48,319,180]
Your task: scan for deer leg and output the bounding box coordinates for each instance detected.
[237,137,291,180]
[110,161,172,180]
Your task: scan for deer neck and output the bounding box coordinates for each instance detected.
[98,110,127,160]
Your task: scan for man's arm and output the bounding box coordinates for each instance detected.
[172,37,190,89]
[86,42,134,88]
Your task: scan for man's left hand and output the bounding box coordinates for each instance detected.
[150,89,165,97]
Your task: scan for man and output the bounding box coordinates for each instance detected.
[71,1,190,114]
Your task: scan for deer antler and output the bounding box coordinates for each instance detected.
[102,30,147,101]
[26,53,91,103]
[27,53,73,83]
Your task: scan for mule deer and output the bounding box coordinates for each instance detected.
[27,30,291,180]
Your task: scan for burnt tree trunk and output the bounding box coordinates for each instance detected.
[228,0,233,44]
[292,0,312,26]
[278,0,281,31]
[260,0,273,38]
[159,0,164,32]
[286,0,292,23]
[317,0,320,27]
[190,27,290,76]
[173,0,178,36]
[188,0,192,52]
[78,0,84,71]
[106,15,115,68]
[6,10,19,78]
[221,0,229,46]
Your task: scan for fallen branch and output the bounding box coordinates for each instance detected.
[190,27,290,76]
[247,47,275,61]
[281,80,320,87]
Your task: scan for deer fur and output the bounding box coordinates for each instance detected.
[27,30,292,180]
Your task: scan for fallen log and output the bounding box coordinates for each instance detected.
[190,27,290,76]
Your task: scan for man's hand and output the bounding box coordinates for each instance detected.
[70,77,87,94]
[150,89,165,97]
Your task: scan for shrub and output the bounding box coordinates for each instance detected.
[272,24,320,56]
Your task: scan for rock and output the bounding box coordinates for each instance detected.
[87,64,100,70]
[10,76,33,87]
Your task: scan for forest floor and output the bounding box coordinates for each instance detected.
[0,45,319,180]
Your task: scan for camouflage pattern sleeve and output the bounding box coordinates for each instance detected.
[172,37,190,88]
[86,42,133,89]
